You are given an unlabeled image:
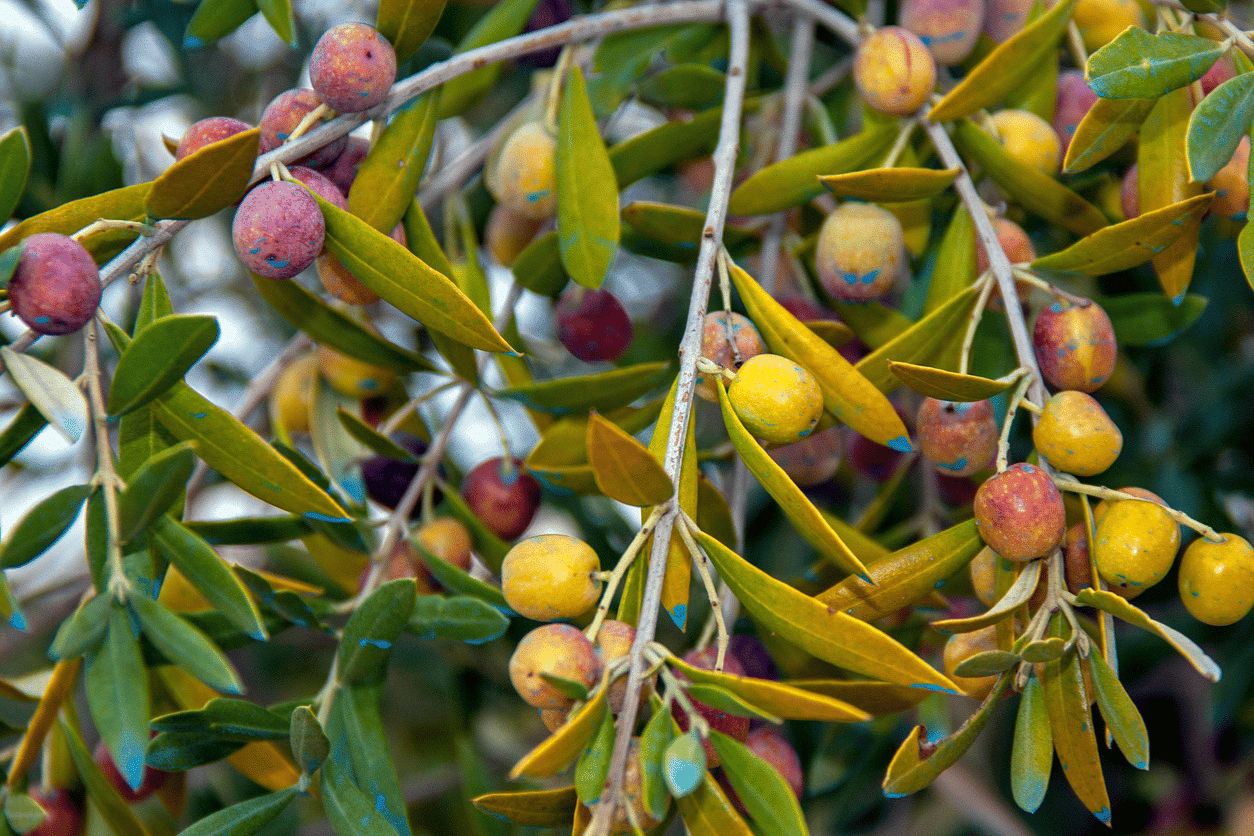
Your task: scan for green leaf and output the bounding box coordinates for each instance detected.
[0,127,31,221]
[887,363,1015,402]
[594,24,718,109]
[377,0,445,64]
[493,362,670,415]
[586,411,672,506]
[1087,28,1224,99]
[621,201,759,264]
[710,730,808,836]
[145,128,259,220]
[575,709,615,805]
[330,683,412,836]
[349,93,439,237]
[0,484,89,569]
[557,67,620,289]
[638,63,726,110]
[151,382,351,522]
[1011,673,1052,813]
[539,673,589,702]
[0,182,150,265]
[337,578,417,685]
[728,262,911,450]
[415,542,510,608]
[135,270,175,333]
[675,774,752,836]
[510,674,609,779]
[640,708,675,820]
[728,126,896,215]
[177,787,300,836]
[50,593,111,660]
[129,593,242,694]
[59,715,151,836]
[308,382,368,506]
[437,0,542,118]
[150,515,267,640]
[820,167,959,202]
[152,697,289,741]
[671,657,868,722]
[882,674,1014,797]
[337,409,417,462]
[0,573,21,631]
[684,684,781,722]
[318,197,513,353]
[1075,587,1221,681]
[255,0,295,45]
[250,275,433,373]
[610,103,728,189]
[406,594,509,644]
[116,441,196,544]
[1088,651,1149,770]
[85,603,151,792]
[147,731,244,770]
[1101,291,1207,346]
[952,120,1107,236]
[187,515,312,545]
[1139,86,1205,303]
[1063,96,1157,173]
[4,794,46,835]
[665,731,706,799]
[1188,73,1254,184]
[184,0,255,46]
[1031,193,1213,276]
[1240,221,1254,294]
[0,346,88,443]
[715,380,870,579]
[320,758,403,836]
[928,0,1077,122]
[815,519,984,621]
[695,529,959,692]
[953,650,1021,677]
[510,231,568,297]
[1041,640,1110,823]
[289,705,328,775]
[472,786,578,827]
[0,403,47,468]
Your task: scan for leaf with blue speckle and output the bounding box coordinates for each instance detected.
[59,715,152,836]
[129,594,243,695]
[1088,652,1149,770]
[1,346,88,443]
[710,729,808,836]
[320,757,403,836]
[1064,96,1157,173]
[663,732,705,799]
[1087,28,1224,100]
[85,603,152,795]
[1011,673,1052,813]
[405,595,508,644]
[639,708,675,821]
[330,684,412,836]
[337,579,417,686]
[349,92,439,239]
[1040,622,1110,823]
[1186,72,1254,184]
[471,786,578,827]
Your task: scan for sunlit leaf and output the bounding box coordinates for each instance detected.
[820,167,959,201]
[184,0,255,47]
[675,773,752,835]
[1139,86,1204,303]
[108,315,220,417]
[1,346,88,443]
[611,103,732,188]
[377,0,445,64]
[255,0,295,45]
[349,92,439,237]
[1087,28,1224,99]
[1075,588,1221,681]
[557,66,620,289]
[855,282,984,392]
[0,183,150,265]
[1040,635,1110,823]
[1063,96,1157,173]
[710,730,807,835]
[145,129,259,220]
[510,672,609,779]
[670,656,868,722]
[931,558,1041,633]
[953,650,1020,677]
[493,362,670,415]
[621,201,759,264]
[1186,73,1254,183]
[575,709,615,805]
[888,363,1015,402]
[472,786,578,827]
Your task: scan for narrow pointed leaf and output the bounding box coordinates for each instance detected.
[670,656,868,722]
[728,126,897,215]
[377,0,445,64]
[815,519,984,621]
[676,774,752,836]
[129,594,242,694]
[882,674,1013,796]
[931,558,1042,633]
[696,530,958,692]
[1087,28,1223,99]
[953,650,1020,677]
[1088,651,1149,769]
[557,66,620,289]
[586,411,672,506]
[406,594,509,644]
[177,786,299,836]
[255,0,294,44]
[716,379,869,579]
[641,376,695,628]
[117,441,196,544]
[0,126,31,221]
[1187,74,1254,183]
[710,730,807,836]
[1011,673,1052,813]
[1064,96,1157,173]
[493,362,669,415]
[888,363,1015,402]
[251,276,433,373]
[320,758,402,836]
[59,716,151,836]
[50,594,111,660]
[952,120,1107,235]
[820,167,959,201]
[510,673,609,779]
[575,709,615,804]
[0,183,151,264]
[1102,292,1207,346]
[337,579,417,686]
[1075,587,1221,681]
[611,103,730,188]
[337,408,417,462]
[1041,643,1110,823]
[415,542,509,608]
[349,93,439,237]
[309,383,367,506]
[289,705,328,775]
[0,484,89,569]
[85,604,151,792]
[1,346,88,443]
[622,201,759,263]
[107,315,220,417]
[0,572,23,630]
[473,786,578,827]
[509,230,568,296]
[438,0,541,117]
[145,128,259,220]
[729,262,911,450]
[928,0,1077,122]
[684,684,781,722]
[184,0,255,47]
[331,683,412,836]
[318,197,512,352]
[1139,86,1204,302]
[1031,193,1213,275]
[1242,220,1254,294]
[152,698,289,741]
[0,403,46,467]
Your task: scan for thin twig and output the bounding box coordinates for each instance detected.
[83,319,128,599]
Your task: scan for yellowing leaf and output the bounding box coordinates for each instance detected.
[348,92,438,237]
[695,530,958,693]
[641,376,695,629]
[855,283,984,392]
[1011,673,1052,813]
[0,183,151,265]
[586,412,672,506]
[1041,636,1110,823]
[1138,86,1204,303]
[1064,96,1156,173]
[670,656,869,722]
[510,674,609,779]
[820,167,959,201]
[888,362,1014,402]
[145,128,259,220]
[1075,588,1221,681]
[1088,651,1149,770]
[675,774,753,836]
[472,786,578,827]
[557,67,620,289]
[494,362,670,416]
[728,262,911,451]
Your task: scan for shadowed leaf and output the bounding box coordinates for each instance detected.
[587,412,672,506]
[888,363,1015,402]
[1064,96,1157,173]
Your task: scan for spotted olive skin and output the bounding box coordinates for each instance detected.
[232,181,325,280]
[1094,499,1180,592]
[258,88,346,167]
[1032,390,1122,476]
[696,311,766,401]
[509,623,602,709]
[175,116,252,160]
[672,648,750,768]
[7,232,102,335]
[976,217,1036,279]
[501,533,602,621]
[493,122,558,220]
[555,287,633,363]
[744,727,804,798]
[1032,300,1118,392]
[727,354,824,446]
[973,462,1066,561]
[461,457,543,541]
[853,27,937,116]
[1179,534,1254,626]
[899,0,985,65]
[1093,486,1165,527]
[916,398,998,477]
[989,109,1061,177]
[969,546,1000,606]
[310,23,397,113]
[816,202,908,303]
